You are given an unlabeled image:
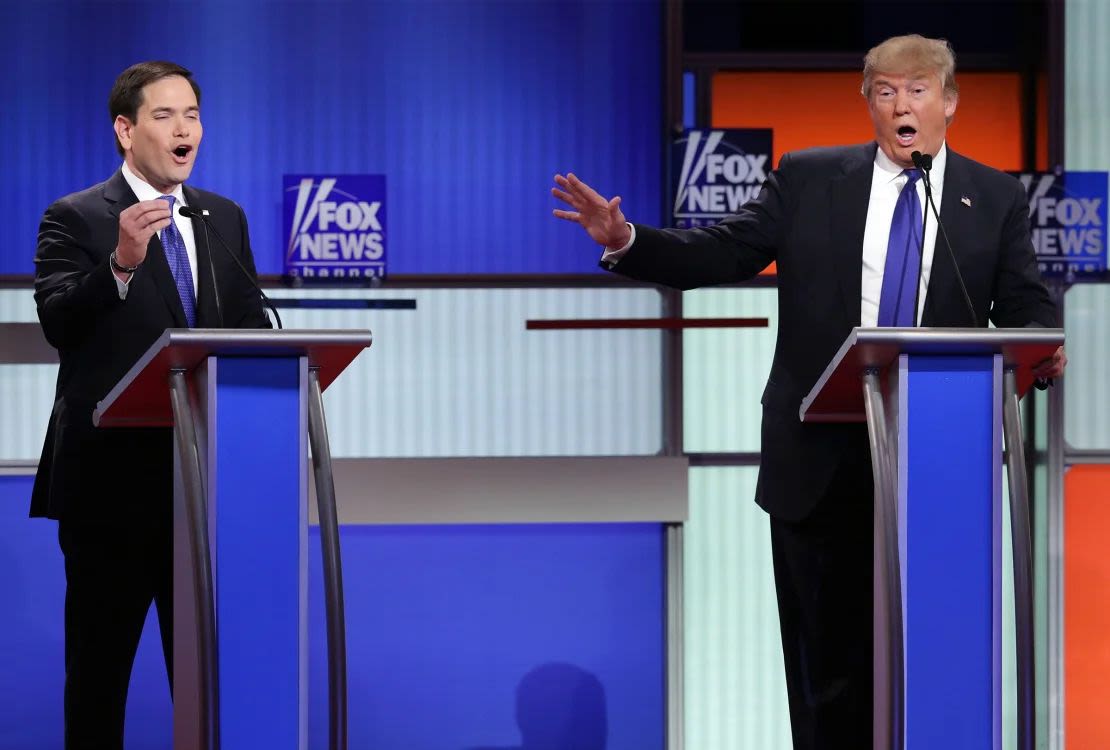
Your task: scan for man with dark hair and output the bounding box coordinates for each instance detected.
[32,61,269,748]
[108,61,202,158]
[553,34,1066,750]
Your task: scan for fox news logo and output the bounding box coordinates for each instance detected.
[284,175,386,279]
[1013,171,1107,277]
[672,129,772,228]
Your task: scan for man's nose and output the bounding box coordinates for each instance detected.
[893,91,911,114]
[174,117,190,136]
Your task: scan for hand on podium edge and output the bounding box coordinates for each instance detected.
[1031,345,1067,385]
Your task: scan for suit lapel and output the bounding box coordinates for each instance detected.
[828,143,877,327]
[104,170,188,328]
[922,150,974,326]
[183,186,220,328]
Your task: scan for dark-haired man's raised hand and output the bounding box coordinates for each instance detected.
[552,173,632,249]
[113,200,172,280]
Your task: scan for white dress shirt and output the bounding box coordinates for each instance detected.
[114,162,198,300]
[599,142,948,327]
[860,143,946,326]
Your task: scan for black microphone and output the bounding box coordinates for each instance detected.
[179,205,283,329]
[907,154,930,327]
[911,150,978,328]
[178,206,224,328]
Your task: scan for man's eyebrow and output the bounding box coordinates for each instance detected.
[148,105,200,114]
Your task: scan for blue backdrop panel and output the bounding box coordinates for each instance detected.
[0,475,172,750]
[0,0,663,276]
[307,523,666,750]
[904,355,1000,748]
[214,357,305,748]
[2,473,664,749]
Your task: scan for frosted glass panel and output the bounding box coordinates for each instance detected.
[1066,1,1110,171]
[683,288,777,453]
[1063,284,1110,449]
[269,287,664,457]
[0,289,37,322]
[1,288,664,460]
[686,466,791,750]
[0,290,54,462]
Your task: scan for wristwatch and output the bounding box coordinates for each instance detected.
[110,251,139,275]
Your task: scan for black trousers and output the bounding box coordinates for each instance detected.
[769,432,874,750]
[59,520,173,750]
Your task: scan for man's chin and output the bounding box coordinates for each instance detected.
[165,165,195,188]
[881,143,916,168]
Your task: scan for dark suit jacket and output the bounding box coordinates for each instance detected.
[31,169,270,524]
[610,143,1057,521]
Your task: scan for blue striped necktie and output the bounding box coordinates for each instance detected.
[877,169,924,327]
[159,195,197,327]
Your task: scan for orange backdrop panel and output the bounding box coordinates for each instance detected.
[710,71,1026,171]
[709,71,1028,275]
[1064,464,1110,750]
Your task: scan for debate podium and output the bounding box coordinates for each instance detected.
[94,329,372,750]
[801,327,1064,750]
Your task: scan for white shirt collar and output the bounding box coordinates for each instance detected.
[120,161,187,206]
[873,141,948,187]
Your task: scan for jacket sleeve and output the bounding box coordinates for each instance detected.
[225,203,273,330]
[988,178,1058,329]
[605,152,795,290]
[33,198,124,351]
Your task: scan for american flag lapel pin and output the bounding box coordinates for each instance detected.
[961,196,972,207]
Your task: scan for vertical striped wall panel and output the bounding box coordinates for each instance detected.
[0,365,55,463]
[1066,1,1110,172]
[0,291,55,462]
[268,287,664,457]
[683,288,778,453]
[1063,285,1110,448]
[1,288,664,459]
[685,466,791,750]
[1064,0,1110,451]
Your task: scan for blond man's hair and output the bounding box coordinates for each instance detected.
[861,34,958,99]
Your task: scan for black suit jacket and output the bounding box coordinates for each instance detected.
[31,169,270,523]
[610,143,1057,521]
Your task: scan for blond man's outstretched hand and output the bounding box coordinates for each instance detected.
[552,173,632,249]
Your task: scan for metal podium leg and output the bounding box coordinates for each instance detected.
[307,367,348,750]
[863,369,903,750]
[665,523,684,750]
[169,369,220,750]
[1003,368,1036,750]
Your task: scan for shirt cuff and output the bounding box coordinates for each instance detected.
[113,271,132,300]
[599,223,636,267]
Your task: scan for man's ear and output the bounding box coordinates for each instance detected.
[114,115,133,153]
[944,92,958,121]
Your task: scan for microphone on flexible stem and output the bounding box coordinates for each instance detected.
[178,205,283,329]
[911,150,978,328]
[182,208,224,328]
[908,157,930,327]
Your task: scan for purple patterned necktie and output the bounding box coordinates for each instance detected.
[876,169,924,327]
[159,195,196,327]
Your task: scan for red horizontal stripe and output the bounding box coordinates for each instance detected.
[526,317,768,330]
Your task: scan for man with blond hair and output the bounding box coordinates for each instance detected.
[553,34,1065,749]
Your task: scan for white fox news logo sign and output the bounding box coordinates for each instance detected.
[1012,170,1107,276]
[672,129,772,228]
[284,175,386,279]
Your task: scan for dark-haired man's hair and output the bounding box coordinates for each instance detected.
[109,61,201,157]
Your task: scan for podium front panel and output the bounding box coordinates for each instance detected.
[900,353,1003,749]
[212,355,308,749]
